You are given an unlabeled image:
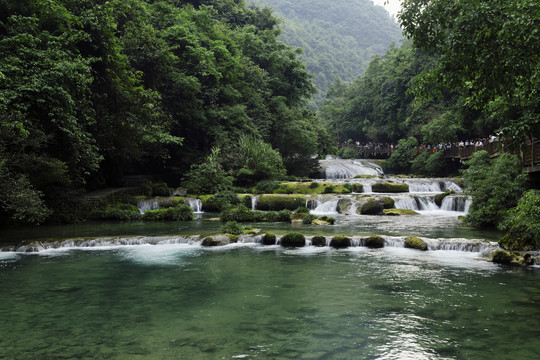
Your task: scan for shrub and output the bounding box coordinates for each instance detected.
[311,236,327,247]
[262,233,277,245]
[330,235,351,249]
[371,182,409,193]
[224,221,244,235]
[302,214,318,224]
[254,180,280,194]
[425,151,447,177]
[280,232,306,247]
[310,182,319,189]
[462,151,527,227]
[319,216,336,225]
[498,190,540,250]
[142,204,193,221]
[257,195,306,211]
[352,183,364,193]
[323,185,335,194]
[294,206,310,214]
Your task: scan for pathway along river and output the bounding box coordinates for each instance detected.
[0,159,539,359]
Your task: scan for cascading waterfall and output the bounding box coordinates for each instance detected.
[319,159,382,179]
[311,199,340,215]
[251,196,259,211]
[441,195,470,212]
[187,198,204,213]
[137,199,160,214]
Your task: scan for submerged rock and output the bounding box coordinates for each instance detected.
[404,236,428,251]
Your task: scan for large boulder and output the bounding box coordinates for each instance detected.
[201,235,234,247]
[262,233,277,245]
[280,232,306,247]
[330,236,352,249]
[358,197,384,215]
[404,236,428,251]
[363,236,385,248]
[311,236,327,247]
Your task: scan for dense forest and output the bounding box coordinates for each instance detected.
[248,0,402,107]
[0,0,334,225]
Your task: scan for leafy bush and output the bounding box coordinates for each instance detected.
[257,195,306,211]
[302,214,318,224]
[182,147,234,195]
[411,152,429,175]
[254,180,280,194]
[323,185,335,194]
[280,232,306,247]
[319,216,336,225]
[384,137,418,174]
[309,182,319,189]
[294,206,310,214]
[341,147,360,159]
[224,221,244,235]
[499,190,540,250]
[462,151,527,227]
[425,151,446,177]
[142,204,193,221]
[220,205,291,223]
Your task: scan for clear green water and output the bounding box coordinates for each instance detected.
[1,244,539,359]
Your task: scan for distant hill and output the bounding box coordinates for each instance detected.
[248,0,403,107]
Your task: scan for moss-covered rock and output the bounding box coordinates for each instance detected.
[280,232,306,247]
[383,209,420,216]
[354,175,376,179]
[352,183,364,193]
[257,194,307,211]
[358,198,384,215]
[337,198,352,214]
[330,236,352,249]
[372,182,409,193]
[201,235,234,247]
[363,236,385,248]
[491,250,513,265]
[262,233,277,245]
[381,197,395,209]
[311,236,327,247]
[404,236,428,251]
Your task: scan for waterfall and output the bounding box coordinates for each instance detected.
[394,196,419,210]
[311,199,340,215]
[405,179,442,193]
[319,159,382,179]
[443,180,462,192]
[416,196,439,211]
[464,199,472,214]
[440,196,469,212]
[137,199,160,214]
[187,198,203,213]
[251,196,259,211]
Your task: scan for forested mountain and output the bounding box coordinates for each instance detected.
[0,0,334,225]
[248,0,403,107]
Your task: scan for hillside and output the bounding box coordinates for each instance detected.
[249,0,403,107]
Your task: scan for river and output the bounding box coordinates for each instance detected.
[0,160,538,359]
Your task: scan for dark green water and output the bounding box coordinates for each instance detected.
[1,244,539,359]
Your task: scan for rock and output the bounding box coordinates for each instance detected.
[352,183,364,193]
[312,219,331,225]
[262,233,276,245]
[381,197,395,209]
[330,236,352,249]
[404,236,428,251]
[201,235,232,247]
[434,190,456,206]
[371,182,409,193]
[358,198,384,215]
[337,198,353,214]
[280,232,306,247]
[383,209,420,216]
[311,236,327,247]
[363,236,385,248]
[491,250,513,265]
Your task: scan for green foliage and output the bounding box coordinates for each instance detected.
[371,182,409,193]
[90,204,142,222]
[323,185,335,194]
[280,232,306,247]
[262,232,277,245]
[424,151,446,177]
[142,204,193,222]
[256,194,306,211]
[499,190,540,250]
[384,137,418,174]
[462,151,528,227]
[182,147,234,195]
[219,204,291,223]
[302,214,318,225]
[224,221,244,235]
[399,0,540,140]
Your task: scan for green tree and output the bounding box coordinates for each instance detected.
[384,137,418,174]
[499,190,540,250]
[461,151,527,227]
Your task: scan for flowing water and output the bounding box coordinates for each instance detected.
[1,159,539,359]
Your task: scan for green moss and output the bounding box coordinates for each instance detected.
[141,204,193,221]
[302,214,318,224]
[371,182,409,193]
[354,175,376,179]
[280,232,306,247]
[257,194,306,211]
[273,182,354,195]
[383,209,420,216]
[492,250,513,265]
[381,197,395,209]
[262,233,277,245]
[352,183,364,193]
[311,236,327,247]
[359,198,384,215]
[363,236,385,248]
[404,236,428,251]
[330,235,352,249]
[319,216,335,225]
